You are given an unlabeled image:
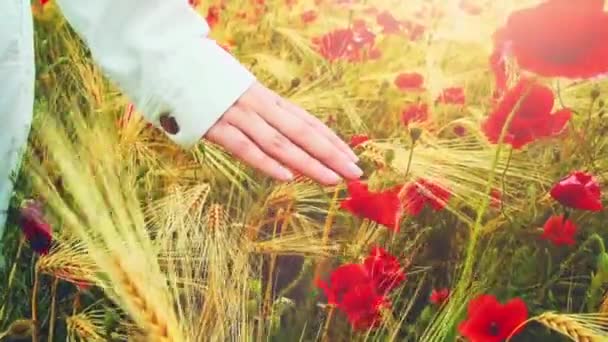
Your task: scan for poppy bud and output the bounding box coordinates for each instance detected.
[409,127,422,143]
[290,78,301,88]
[598,99,604,108]
[597,252,608,277]
[5,319,33,339]
[591,87,601,100]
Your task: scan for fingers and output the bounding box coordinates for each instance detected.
[205,122,294,182]
[224,108,344,185]
[237,88,363,181]
[279,99,358,162]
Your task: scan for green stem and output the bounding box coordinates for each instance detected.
[404,143,416,180]
[31,266,40,342]
[0,238,25,323]
[540,233,606,298]
[47,278,59,342]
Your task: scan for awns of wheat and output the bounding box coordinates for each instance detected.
[28,113,187,341]
[533,312,608,342]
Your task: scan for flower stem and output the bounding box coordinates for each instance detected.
[31,266,40,342]
[0,238,25,323]
[47,278,59,342]
[320,306,335,342]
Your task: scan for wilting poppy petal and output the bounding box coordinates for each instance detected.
[550,171,603,211]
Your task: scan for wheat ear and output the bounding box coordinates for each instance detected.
[535,312,604,342]
[111,256,179,342]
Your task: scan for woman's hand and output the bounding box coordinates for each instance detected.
[204,82,362,185]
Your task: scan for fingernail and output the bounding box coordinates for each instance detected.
[323,169,342,184]
[279,167,294,181]
[346,162,364,178]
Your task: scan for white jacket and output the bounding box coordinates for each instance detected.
[57,0,256,147]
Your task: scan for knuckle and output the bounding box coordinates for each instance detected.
[268,132,289,151]
[233,136,251,153]
[293,122,310,137]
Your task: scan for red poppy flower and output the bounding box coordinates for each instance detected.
[340,283,388,331]
[402,20,426,41]
[18,200,53,255]
[490,188,502,208]
[341,181,403,230]
[313,23,378,63]
[459,295,528,342]
[430,288,450,305]
[317,263,370,305]
[301,10,318,24]
[394,73,424,91]
[313,29,353,62]
[542,215,578,246]
[206,5,221,29]
[377,11,401,34]
[403,179,451,216]
[352,20,376,49]
[437,87,465,105]
[482,78,572,149]
[363,247,406,294]
[495,0,608,79]
[401,103,429,126]
[550,171,603,211]
[350,134,370,147]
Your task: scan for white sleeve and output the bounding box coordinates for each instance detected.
[55,0,256,147]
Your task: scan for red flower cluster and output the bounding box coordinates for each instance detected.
[542,215,578,246]
[341,181,402,230]
[459,295,528,342]
[317,247,406,330]
[394,72,424,91]
[18,200,53,255]
[402,178,451,216]
[494,0,608,79]
[313,21,381,62]
[482,78,571,149]
[550,171,603,212]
